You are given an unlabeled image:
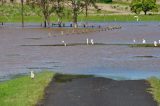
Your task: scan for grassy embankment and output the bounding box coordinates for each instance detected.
[0,71,54,106]
[148,77,160,105]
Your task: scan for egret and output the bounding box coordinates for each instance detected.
[48,32,51,37]
[61,31,64,36]
[62,40,67,46]
[90,39,94,45]
[134,16,139,22]
[154,41,158,47]
[142,39,146,44]
[86,38,89,45]
[133,39,136,43]
[30,71,35,79]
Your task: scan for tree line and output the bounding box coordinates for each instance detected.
[0,0,159,27]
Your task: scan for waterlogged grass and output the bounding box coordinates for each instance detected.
[148,77,160,105]
[54,73,93,83]
[130,44,160,47]
[0,71,54,106]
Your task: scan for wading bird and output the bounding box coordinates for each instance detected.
[91,39,94,45]
[48,32,51,37]
[154,41,158,47]
[30,71,35,79]
[134,16,139,22]
[133,39,136,43]
[62,40,67,46]
[86,38,89,45]
[142,39,146,44]
[61,31,64,36]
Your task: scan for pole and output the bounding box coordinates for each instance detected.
[21,0,24,27]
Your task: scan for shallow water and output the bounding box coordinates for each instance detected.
[0,22,160,81]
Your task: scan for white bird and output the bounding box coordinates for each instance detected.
[142,39,146,44]
[62,40,66,46]
[90,39,94,45]
[86,38,89,45]
[30,71,35,79]
[48,32,51,37]
[154,41,158,47]
[133,39,136,43]
[159,40,160,44]
[61,31,64,36]
[134,16,139,22]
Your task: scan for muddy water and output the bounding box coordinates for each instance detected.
[0,22,160,81]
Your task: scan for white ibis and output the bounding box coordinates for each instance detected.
[48,32,51,37]
[90,39,94,45]
[86,38,89,45]
[154,41,158,47]
[61,31,64,36]
[134,16,139,22]
[142,39,146,44]
[62,40,66,46]
[133,39,136,43]
[30,71,35,79]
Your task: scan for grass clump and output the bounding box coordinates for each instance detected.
[130,44,160,47]
[0,71,54,106]
[148,77,160,105]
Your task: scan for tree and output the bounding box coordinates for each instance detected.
[141,0,157,15]
[29,0,57,27]
[67,0,85,28]
[130,0,142,14]
[130,0,157,15]
[67,0,99,28]
[83,0,98,17]
[53,0,65,26]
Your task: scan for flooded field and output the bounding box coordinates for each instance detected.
[0,22,160,81]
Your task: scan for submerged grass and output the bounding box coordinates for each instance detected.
[54,73,93,83]
[130,44,160,47]
[0,71,54,106]
[148,77,160,105]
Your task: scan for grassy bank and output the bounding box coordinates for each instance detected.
[0,71,54,106]
[148,77,160,105]
[1,14,160,23]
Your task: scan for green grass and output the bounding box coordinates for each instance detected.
[0,71,54,106]
[1,14,160,23]
[148,77,160,105]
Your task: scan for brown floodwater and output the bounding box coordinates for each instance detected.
[0,22,160,81]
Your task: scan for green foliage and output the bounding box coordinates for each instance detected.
[0,71,54,106]
[130,0,158,15]
[97,0,112,3]
[148,77,160,104]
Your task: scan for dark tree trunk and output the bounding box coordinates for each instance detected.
[21,0,24,27]
[85,5,88,17]
[44,20,47,28]
[144,11,147,15]
[73,11,78,28]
